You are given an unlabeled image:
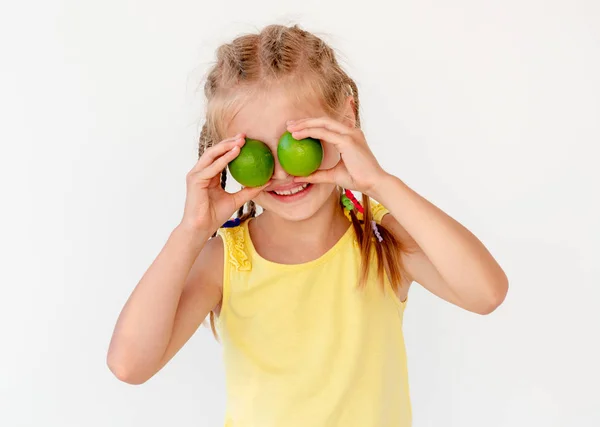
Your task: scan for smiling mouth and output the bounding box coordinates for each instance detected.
[270,183,310,196]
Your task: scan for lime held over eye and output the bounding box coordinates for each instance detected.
[228,138,275,187]
[277,131,323,177]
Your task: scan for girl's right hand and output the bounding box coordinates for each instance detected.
[180,134,269,234]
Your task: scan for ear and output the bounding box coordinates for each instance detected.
[341,95,357,128]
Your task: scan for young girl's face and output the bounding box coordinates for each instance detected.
[225,86,343,221]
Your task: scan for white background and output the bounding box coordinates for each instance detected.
[1,1,599,426]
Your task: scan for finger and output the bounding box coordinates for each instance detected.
[292,168,336,184]
[197,145,241,179]
[195,136,244,170]
[287,117,351,134]
[289,127,352,148]
[191,135,245,172]
[231,181,271,209]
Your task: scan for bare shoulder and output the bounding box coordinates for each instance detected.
[380,214,418,299]
[185,234,224,294]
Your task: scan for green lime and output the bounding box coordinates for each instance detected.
[277,131,323,177]
[228,138,274,187]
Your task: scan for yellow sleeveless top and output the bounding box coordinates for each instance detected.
[216,204,411,427]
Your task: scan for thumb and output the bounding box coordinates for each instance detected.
[231,182,270,209]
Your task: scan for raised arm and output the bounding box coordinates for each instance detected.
[107,133,268,384]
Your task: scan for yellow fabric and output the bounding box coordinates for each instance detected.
[343,199,389,223]
[216,203,411,427]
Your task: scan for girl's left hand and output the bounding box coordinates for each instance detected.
[286,117,389,195]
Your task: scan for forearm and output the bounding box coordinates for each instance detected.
[107,224,210,380]
[371,174,508,309]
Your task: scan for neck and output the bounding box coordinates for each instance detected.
[256,190,348,246]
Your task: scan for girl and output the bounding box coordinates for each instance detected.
[107,24,508,427]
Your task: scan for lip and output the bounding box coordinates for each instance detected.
[267,183,313,203]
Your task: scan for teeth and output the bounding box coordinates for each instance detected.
[273,183,308,196]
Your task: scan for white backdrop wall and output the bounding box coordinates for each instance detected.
[1,1,599,426]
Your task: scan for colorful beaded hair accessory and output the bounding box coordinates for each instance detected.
[341,189,383,242]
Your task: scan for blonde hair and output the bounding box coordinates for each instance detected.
[198,24,409,336]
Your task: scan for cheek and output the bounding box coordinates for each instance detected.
[253,192,268,207]
[319,144,340,170]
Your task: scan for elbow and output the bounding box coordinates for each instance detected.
[106,351,151,385]
[473,274,509,315]
[108,364,148,385]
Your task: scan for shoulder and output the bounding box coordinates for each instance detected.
[189,233,225,291]
[370,201,389,224]
[348,200,389,224]
[203,233,225,261]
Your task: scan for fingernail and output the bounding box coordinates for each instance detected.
[287,120,295,124]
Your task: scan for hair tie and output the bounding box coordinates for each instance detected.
[371,220,383,242]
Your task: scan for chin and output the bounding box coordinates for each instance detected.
[254,183,337,222]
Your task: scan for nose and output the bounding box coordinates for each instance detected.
[271,153,290,181]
